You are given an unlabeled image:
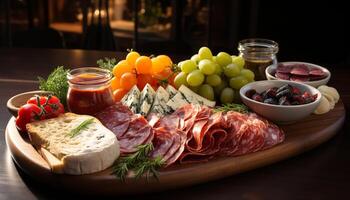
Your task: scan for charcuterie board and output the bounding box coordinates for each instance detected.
[5,100,345,195]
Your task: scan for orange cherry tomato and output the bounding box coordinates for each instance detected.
[120,72,137,90]
[113,88,127,102]
[135,56,152,74]
[154,66,173,80]
[157,55,173,68]
[113,60,133,78]
[126,51,140,67]
[111,76,121,90]
[151,57,166,74]
[137,74,158,90]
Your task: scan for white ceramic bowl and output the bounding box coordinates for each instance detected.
[7,90,53,117]
[265,61,331,88]
[240,80,322,124]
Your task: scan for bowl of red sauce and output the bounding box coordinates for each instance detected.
[67,67,115,115]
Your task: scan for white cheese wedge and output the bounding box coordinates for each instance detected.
[139,83,156,116]
[166,92,189,111]
[149,86,170,116]
[166,85,178,99]
[178,85,216,107]
[121,85,140,113]
[26,113,120,175]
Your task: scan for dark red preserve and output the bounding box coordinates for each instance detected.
[67,67,115,115]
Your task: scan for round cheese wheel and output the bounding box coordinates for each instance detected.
[322,92,335,109]
[318,85,340,103]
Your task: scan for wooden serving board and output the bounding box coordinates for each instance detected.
[5,101,346,195]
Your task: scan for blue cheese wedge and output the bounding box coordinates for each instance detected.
[149,86,170,116]
[166,92,189,111]
[121,85,140,113]
[139,84,156,116]
[166,85,178,99]
[179,85,216,107]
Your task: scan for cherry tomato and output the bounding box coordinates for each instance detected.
[157,55,173,68]
[27,96,46,106]
[16,104,43,131]
[135,56,152,74]
[113,60,133,78]
[111,77,121,90]
[126,51,140,68]
[151,57,165,74]
[44,96,64,118]
[137,74,158,90]
[113,88,128,102]
[120,72,137,90]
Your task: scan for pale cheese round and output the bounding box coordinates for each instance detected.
[314,96,331,115]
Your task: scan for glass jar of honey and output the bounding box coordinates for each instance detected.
[67,67,115,115]
[238,38,279,80]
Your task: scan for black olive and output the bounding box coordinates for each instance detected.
[245,89,257,98]
[264,98,278,105]
[264,88,277,98]
[276,89,292,99]
[252,94,263,102]
[276,84,292,94]
[279,96,291,105]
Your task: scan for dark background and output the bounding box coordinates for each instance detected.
[0,0,349,66]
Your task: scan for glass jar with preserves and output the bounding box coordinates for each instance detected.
[67,67,115,115]
[238,38,279,80]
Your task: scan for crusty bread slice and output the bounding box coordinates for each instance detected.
[26,113,120,175]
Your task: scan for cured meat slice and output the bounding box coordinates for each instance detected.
[119,117,153,154]
[95,103,133,138]
[290,75,310,82]
[275,72,290,80]
[309,68,325,77]
[276,64,292,74]
[165,129,187,166]
[150,128,175,160]
[290,65,309,76]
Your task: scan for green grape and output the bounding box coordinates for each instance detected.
[212,56,217,63]
[232,56,245,70]
[214,63,223,75]
[191,54,200,64]
[206,74,222,87]
[220,87,235,104]
[224,63,241,77]
[198,59,216,75]
[240,69,255,81]
[181,60,197,73]
[199,84,215,101]
[187,69,205,86]
[198,47,213,60]
[229,76,249,90]
[214,80,228,96]
[174,72,188,88]
[216,52,232,67]
[189,85,200,93]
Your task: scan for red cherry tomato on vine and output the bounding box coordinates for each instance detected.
[15,104,43,132]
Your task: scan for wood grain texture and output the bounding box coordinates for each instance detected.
[5,101,345,195]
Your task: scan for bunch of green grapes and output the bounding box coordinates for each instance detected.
[174,47,255,104]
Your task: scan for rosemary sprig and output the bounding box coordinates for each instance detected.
[214,103,249,114]
[111,143,164,181]
[68,118,94,138]
[97,57,117,72]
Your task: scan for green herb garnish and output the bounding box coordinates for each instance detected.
[97,57,117,72]
[38,66,69,106]
[68,118,94,138]
[112,143,164,182]
[214,103,249,114]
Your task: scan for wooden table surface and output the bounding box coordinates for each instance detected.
[0,48,349,200]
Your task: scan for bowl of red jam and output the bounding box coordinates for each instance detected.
[67,67,115,115]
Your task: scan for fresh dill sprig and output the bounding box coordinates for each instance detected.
[97,57,117,72]
[68,118,94,138]
[214,103,249,114]
[111,143,164,182]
